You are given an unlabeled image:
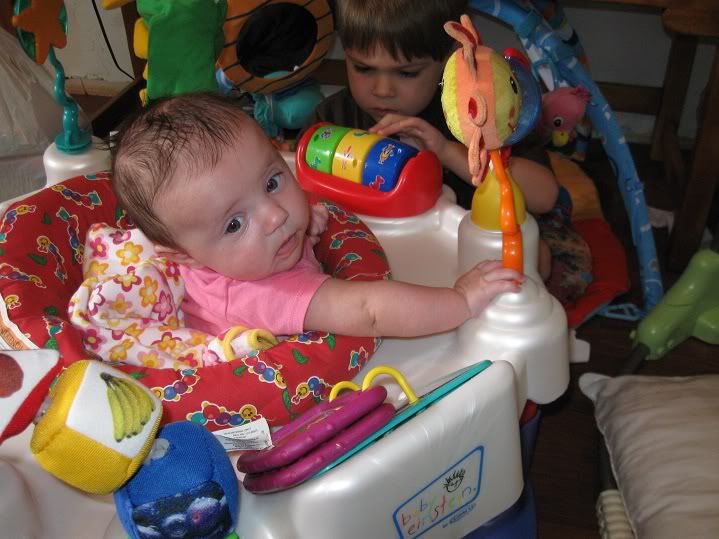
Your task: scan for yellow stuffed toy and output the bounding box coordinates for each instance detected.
[441,14,527,272]
[31,360,162,494]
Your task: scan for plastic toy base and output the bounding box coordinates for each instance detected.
[237,361,525,538]
[358,190,569,408]
[465,407,541,538]
[43,138,110,188]
[465,482,537,538]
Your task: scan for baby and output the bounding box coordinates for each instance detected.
[111,92,523,339]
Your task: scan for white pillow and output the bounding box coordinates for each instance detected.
[580,373,719,539]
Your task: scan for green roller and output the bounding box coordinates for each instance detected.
[305,125,352,173]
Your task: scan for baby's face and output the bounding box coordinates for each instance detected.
[156,121,310,280]
[345,45,446,122]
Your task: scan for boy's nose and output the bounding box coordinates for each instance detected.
[372,74,395,98]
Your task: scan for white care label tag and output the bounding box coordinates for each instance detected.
[212,417,273,452]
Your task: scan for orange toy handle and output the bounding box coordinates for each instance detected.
[489,149,523,273]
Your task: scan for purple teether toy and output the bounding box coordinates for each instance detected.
[237,385,394,493]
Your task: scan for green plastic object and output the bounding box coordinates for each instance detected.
[14,0,67,62]
[632,249,719,359]
[49,48,92,153]
[305,125,352,173]
[14,0,91,154]
[137,0,227,101]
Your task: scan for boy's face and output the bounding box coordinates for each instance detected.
[344,45,446,122]
[155,120,310,281]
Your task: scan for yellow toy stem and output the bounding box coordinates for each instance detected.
[490,149,523,274]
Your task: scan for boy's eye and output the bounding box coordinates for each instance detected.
[225,217,243,234]
[266,174,281,193]
[399,71,420,79]
[352,64,371,74]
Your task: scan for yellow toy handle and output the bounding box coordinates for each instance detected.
[328,381,362,401]
[221,326,250,361]
[329,366,418,404]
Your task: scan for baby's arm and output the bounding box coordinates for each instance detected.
[369,114,471,182]
[307,203,329,245]
[304,260,522,337]
[508,157,559,214]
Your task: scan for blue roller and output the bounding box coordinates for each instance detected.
[362,139,417,192]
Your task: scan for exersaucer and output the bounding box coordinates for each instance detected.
[225,46,571,532]
[225,30,572,536]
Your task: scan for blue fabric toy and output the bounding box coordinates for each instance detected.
[114,421,239,539]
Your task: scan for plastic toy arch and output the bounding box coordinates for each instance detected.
[218,0,334,95]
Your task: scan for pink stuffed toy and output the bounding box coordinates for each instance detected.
[541,86,591,148]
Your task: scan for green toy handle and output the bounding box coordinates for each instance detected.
[48,47,91,154]
[633,247,719,359]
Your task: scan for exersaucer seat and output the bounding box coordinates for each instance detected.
[0,173,389,429]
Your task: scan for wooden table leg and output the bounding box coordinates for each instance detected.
[668,45,719,271]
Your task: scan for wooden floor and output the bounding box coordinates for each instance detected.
[530,141,718,538]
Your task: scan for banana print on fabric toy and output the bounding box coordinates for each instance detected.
[102,372,157,442]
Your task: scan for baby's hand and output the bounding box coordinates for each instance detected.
[307,203,329,245]
[369,114,449,160]
[454,260,523,317]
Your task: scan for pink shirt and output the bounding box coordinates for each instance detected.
[180,239,330,336]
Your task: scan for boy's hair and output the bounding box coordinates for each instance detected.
[110,93,251,249]
[335,0,468,61]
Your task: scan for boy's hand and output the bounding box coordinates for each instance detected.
[369,114,449,161]
[307,203,329,245]
[454,260,523,317]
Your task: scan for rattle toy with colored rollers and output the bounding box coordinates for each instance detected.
[296,123,443,218]
[306,126,416,190]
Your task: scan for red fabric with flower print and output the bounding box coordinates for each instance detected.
[0,174,389,429]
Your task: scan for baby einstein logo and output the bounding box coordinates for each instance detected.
[393,447,483,538]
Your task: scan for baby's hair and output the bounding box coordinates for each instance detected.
[110,92,252,248]
[335,0,468,61]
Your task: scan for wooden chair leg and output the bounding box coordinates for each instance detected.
[668,46,719,271]
[650,35,697,162]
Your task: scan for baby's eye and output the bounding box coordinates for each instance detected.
[399,70,420,79]
[266,174,281,193]
[225,217,243,234]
